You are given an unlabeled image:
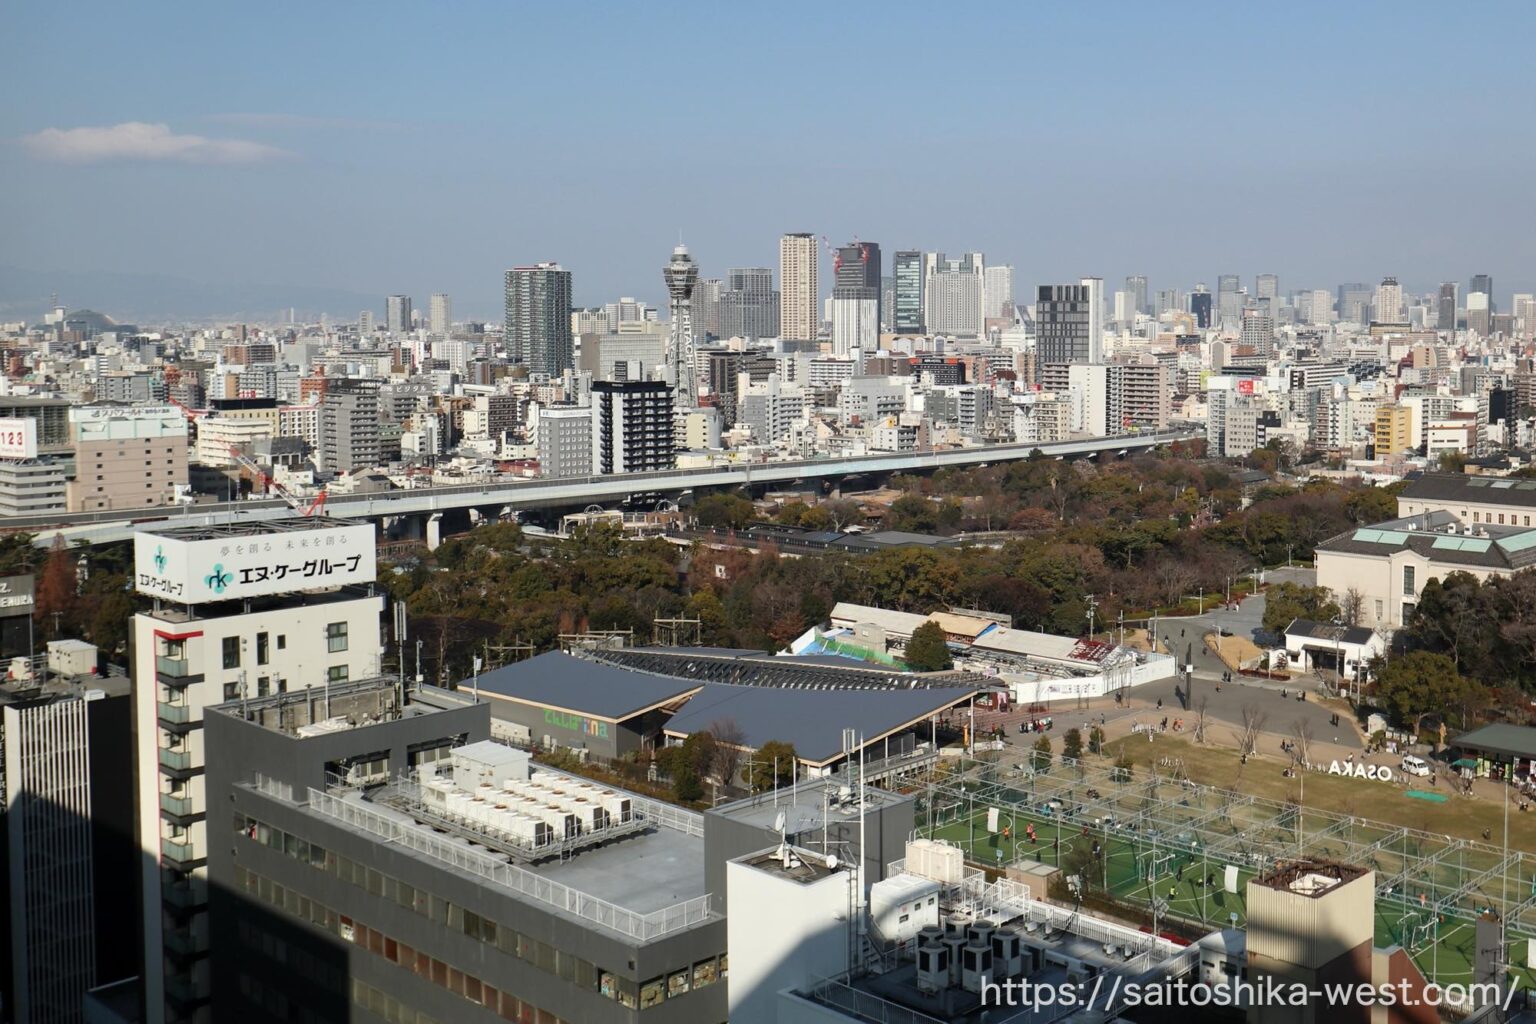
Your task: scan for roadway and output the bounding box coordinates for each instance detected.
[11,428,1198,547]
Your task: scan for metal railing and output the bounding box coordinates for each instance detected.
[306,788,713,941]
[159,748,193,771]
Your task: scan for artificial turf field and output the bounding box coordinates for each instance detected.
[920,801,1536,993]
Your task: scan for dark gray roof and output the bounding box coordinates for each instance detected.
[832,530,959,551]
[596,647,991,690]
[1284,618,1376,647]
[469,651,700,721]
[662,681,977,765]
[1402,473,1536,508]
[1450,723,1536,760]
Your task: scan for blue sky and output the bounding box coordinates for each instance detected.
[3,1,1534,318]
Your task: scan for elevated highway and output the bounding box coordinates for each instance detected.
[9,428,1198,547]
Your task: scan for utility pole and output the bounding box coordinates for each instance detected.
[1085,594,1098,640]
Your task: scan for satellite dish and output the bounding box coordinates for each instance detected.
[773,809,787,833]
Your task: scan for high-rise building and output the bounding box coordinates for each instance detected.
[833,241,881,328]
[718,268,779,340]
[1035,282,1101,365]
[1124,275,1149,315]
[320,378,382,474]
[880,275,896,331]
[385,294,412,335]
[2,681,135,1024]
[505,262,574,376]
[694,278,722,340]
[1240,306,1276,355]
[662,244,699,400]
[1437,282,1458,331]
[778,233,819,341]
[1255,274,1279,302]
[358,310,374,338]
[1338,283,1372,324]
[923,252,985,336]
[1467,291,1492,336]
[592,379,675,473]
[1190,284,1213,329]
[428,293,451,337]
[1374,277,1404,323]
[892,250,925,334]
[1305,288,1333,325]
[1155,288,1183,315]
[985,265,1016,320]
[129,518,384,1021]
[1216,275,1242,329]
[1471,274,1494,313]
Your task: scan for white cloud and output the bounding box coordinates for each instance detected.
[19,121,292,164]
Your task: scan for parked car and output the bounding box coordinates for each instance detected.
[1400,754,1432,777]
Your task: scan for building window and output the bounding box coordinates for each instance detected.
[327,622,349,653]
[223,635,241,669]
[1402,565,1415,596]
[1375,600,1384,620]
[277,635,287,650]
[256,632,270,665]
[224,682,241,700]
[328,665,349,683]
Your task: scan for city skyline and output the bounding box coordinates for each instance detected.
[4,2,1535,319]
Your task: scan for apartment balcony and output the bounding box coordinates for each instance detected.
[160,791,198,821]
[159,747,193,771]
[156,656,203,687]
[160,836,200,866]
[165,971,209,1010]
[163,879,207,912]
[164,927,208,961]
[157,701,193,727]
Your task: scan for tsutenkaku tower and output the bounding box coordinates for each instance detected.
[663,243,698,402]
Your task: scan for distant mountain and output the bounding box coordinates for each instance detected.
[0,265,384,325]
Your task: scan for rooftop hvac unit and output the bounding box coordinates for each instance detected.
[918,926,946,949]
[915,945,949,994]
[600,793,631,824]
[944,913,972,938]
[961,944,994,994]
[967,920,996,949]
[992,930,1022,978]
[942,935,967,985]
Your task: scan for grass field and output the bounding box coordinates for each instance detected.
[918,796,1536,994]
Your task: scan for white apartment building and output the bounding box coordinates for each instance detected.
[537,405,594,477]
[130,519,384,1020]
[192,415,272,467]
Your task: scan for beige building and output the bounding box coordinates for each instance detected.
[778,232,819,342]
[1373,403,1412,457]
[67,405,188,512]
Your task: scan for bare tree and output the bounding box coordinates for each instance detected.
[1235,704,1268,757]
[706,718,747,791]
[1192,696,1210,745]
[1290,718,1314,769]
[1339,587,1366,627]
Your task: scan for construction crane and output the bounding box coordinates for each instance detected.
[224,445,327,516]
[165,394,328,516]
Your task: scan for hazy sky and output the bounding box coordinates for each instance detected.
[4,1,1534,318]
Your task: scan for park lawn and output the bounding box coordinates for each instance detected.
[1102,735,1536,851]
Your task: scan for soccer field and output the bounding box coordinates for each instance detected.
[916,784,1536,993]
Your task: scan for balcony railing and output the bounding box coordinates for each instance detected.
[161,837,198,865]
[158,701,191,724]
[159,748,193,771]
[164,927,204,957]
[164,880,206,910]
[156,655,190,677]
[160,792,196,817]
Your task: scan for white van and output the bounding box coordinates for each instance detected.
[1400,755,1431,777]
